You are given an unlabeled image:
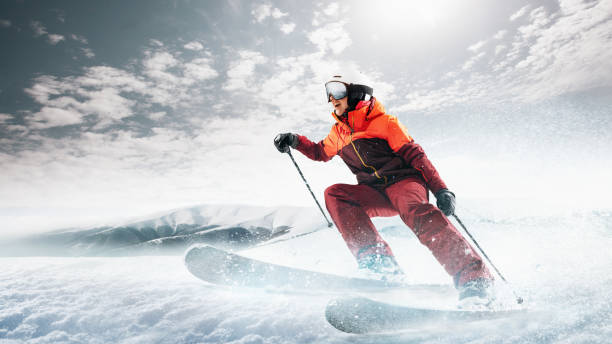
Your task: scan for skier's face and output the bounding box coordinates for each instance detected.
[329,95,348,115]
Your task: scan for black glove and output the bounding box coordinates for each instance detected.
[274,133,298,153]
[435,189,456,216]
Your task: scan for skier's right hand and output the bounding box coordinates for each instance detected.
[274,133,298,153]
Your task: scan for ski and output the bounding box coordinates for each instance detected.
[325,296,525,333]
[184,245,450,293]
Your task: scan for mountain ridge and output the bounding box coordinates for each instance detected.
[0,204,326,256]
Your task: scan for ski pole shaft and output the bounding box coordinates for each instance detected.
[452,214,508,282]
[452,214,523,304]
[256,227,329,248]
[287,150,333,228]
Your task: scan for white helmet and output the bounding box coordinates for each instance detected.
[326,69,372,85]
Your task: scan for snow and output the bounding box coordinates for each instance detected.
[1,206,611,343]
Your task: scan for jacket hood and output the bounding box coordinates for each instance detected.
[331,97,386,133]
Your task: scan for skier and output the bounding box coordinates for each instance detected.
[274,74,494,302]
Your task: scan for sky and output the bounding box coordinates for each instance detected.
[0,0,611,236]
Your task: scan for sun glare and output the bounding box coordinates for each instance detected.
[365,0,457,33]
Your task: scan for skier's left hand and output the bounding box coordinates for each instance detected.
[435,189,456,216]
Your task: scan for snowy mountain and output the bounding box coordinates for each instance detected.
[0,204,328,256]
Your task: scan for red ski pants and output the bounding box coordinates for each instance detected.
[324,178,492,287]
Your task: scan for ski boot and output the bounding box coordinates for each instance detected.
[458,277,495,309]
[357,254,404,282]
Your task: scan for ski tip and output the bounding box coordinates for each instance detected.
[184,243,210,258]
[183,244,220,270]
[325,298,368,334]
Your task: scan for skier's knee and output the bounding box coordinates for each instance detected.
[404,201,424,213]
[324,184,348,202]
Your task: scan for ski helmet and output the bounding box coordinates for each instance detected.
[325,74,373,111]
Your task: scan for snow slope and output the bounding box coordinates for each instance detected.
[1,207,611,343]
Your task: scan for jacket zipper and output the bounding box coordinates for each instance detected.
[349,131,388,184]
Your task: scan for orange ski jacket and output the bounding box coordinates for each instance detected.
[295,98,448,193]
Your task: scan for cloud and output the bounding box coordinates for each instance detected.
[312,2,342,26]
[461,51,486,71]
[394,0,612,110]
[516,7,552,40]
[508,1,612,100]
[558,0,599,15]
[70,34,88,44]
[280,22,296,34]
[510,5,531,21]
[0,113,13,123]
[149,39,164,47]
[148,111,166,121]
[0,109,305,217]
[53,9,66,23]
[223,50,267,91]
[251,3,293,34]
[22,44,221,131]
[81,47,95,58]
[323,3,340,16]
[4,124,28,133]
[29,106,83,129]
[223,47,395,129]
[143,51,180,83]
[307,22,351,54]
[252,3,288,23]
[30,20,67,45]
[305,3,350,53]
[30,21,48,36]
[79,88,136,122]
[467,40,486,52]
[271,7,288,19]
[494,45,507,56]
[47,34,65,45]
[252,4,272,22]
[183,58,218,81]
[24,75,68,104]
[184,41,204,51]
[254,53,326,117]
[79,66,148,92]
[0,126,205,211]
[0,19,11,28]
[494,30,507,40]
[139,49,219,106]
[24,67,145,129]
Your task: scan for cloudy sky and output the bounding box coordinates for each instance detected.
[0,0,611,235]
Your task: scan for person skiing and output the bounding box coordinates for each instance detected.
[274,74,493,302]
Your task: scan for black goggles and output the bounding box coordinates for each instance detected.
[325,81,348,102]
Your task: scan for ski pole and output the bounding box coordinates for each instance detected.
[452,214,524,304]
[286,150,333,228]
[256,227,330,248]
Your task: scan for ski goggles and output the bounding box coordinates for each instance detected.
[325,81,348,102]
